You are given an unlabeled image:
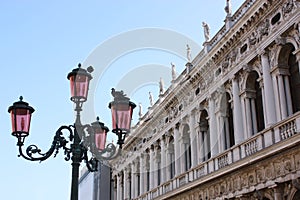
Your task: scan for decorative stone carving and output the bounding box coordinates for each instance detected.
[274,161,284,177]
[248,173,256,186]
[230,49,238,64]
[259,19,270,41]
[222,56,230,72]
[249,30,258,46]
[284,158,293,173]
[256,168,265,183]
[289,24,300,47]
[282,0,296,18]
[265,166,274,180]
[268,44,278,68]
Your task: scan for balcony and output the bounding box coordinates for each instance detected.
[134,112,300,200]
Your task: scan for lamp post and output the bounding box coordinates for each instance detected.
[8,64,136,200]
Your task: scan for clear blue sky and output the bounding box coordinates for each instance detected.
[0,1,243,199]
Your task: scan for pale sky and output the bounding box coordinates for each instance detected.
[0,1,243,199]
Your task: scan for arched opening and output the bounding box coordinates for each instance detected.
[136,162,140,196]
[287,44,300,113]
[245,71,265,135]
[292,190,300,200]
[156,145,161,186]
[182,124,192,171]
[167,136,175,179]
[276,43,300,119]
[219,92,235,149]
[145,149,150,192]
[199,110,210,161]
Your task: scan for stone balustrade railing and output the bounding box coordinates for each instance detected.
[134,112,300,200]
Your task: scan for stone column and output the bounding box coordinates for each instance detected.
[174,124,182,176]
[272,185,283,200]
[113,176,117,200]
[155,149,161,186]
[284,75,293,115]
[131,162,136,198]
[278,75,288,118]
[260,83,268,126]
[245,97,253,137]
[180,136,186,173]
[149,147,155,189]
[272,75,282,120]
[295,50,300,78]
[199,129,206,162]
[160,138,166,183]
[241,96,248,139]
[217,112,225,152]
[166,142,174,180]
[123,168,130,200]
[251,98,258,134]
[261,51,277,126]
[209,95,219,156]
[145,155,150,193]
[189,111,198,167]
[197,126,204,163]
[139,156,145,195]
[117,174,121,200]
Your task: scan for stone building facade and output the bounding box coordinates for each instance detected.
[111,0,300,199]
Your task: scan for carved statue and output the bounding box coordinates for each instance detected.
[202,22,210,41]
[171,62,176,81]
[138,103,143,119]
[149,92,154,106]
[186,44,192,62]
[159,77,164,95]
[225,0,232,16]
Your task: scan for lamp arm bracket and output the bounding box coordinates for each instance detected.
[18,125,73,162]
[96,143,121,160]
[82,145,98,172]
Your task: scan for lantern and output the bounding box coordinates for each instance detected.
[8,96,35,138]
[91,117,109,151]
[67,64,93,102]
[108,88,136,134]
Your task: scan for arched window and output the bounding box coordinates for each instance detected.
[199,110,210,161]
[156,145,161,186]
[167,136,175,179]
[219,92,235,149]
[182,124,192,171]
[245,71,265,135]
[287,44,300,113]
[136,162,140,196]
[145,150,150,192]
[275,43,300,119]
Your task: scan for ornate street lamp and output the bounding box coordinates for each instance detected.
[8,63,136,200]
[109,88,136,148]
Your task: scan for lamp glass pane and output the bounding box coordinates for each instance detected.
[95,129,107,151]
[111,103,132,131]
[10,108,32,133]
[69,75,90,100]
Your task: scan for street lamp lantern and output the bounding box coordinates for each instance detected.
[67,63,93,102]
[8,96,35,140]
[8,63,136,200]
[109,88,136,147]
[91,117,109,151]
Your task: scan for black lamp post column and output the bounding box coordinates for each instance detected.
[70,102,83,200]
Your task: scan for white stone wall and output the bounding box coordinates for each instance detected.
[111,0,300,199]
